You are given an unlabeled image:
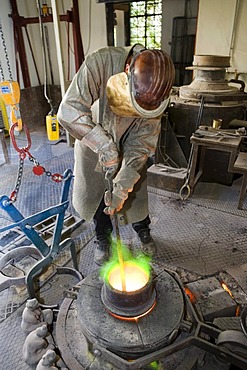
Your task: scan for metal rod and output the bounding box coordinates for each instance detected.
[113,213,126,292]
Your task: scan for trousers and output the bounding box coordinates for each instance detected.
[93,197,151,240]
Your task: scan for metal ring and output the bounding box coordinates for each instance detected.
[179,183,191,200]
[10,122,31,153]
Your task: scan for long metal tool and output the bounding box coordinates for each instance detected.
[113,213,126,292]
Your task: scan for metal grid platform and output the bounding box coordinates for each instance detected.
[1,127,247,369]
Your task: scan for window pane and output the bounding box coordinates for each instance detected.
[130,0,162,49]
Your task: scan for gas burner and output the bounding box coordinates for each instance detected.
[56,266,247,370]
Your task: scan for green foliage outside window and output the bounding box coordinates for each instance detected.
[130,0,162,49]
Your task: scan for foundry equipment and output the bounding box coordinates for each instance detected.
[0,167,82,300]
[167,55,247,184]
[55,263,247,370]
[0,152,82,302]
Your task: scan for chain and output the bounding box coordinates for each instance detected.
[0,58,4,81]
[0,17,13,81]
[9,150,64,202]
[10,154,25,202]
[9,123,64,202]
[27,151,64,182]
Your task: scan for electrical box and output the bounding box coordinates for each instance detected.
[46,114,59,141]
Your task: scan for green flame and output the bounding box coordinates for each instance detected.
[100,238,151,283]
[149,361,159,369]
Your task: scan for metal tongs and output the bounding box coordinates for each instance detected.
[105,173,126,291]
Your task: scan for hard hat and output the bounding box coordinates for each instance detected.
[128,49,175,118]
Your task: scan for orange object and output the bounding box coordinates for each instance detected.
[0,81,22,131]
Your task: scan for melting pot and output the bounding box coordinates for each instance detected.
[73,266,184,363]
[101,261,156,318]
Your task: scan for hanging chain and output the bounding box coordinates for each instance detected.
[9,123,64,202]
[0,58,4,81]
[0,17,13,81]
[10,153,25,202]
[27,152,64,182]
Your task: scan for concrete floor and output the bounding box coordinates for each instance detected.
[0,125,247,369]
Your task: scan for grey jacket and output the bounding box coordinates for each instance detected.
[57,46,161,225]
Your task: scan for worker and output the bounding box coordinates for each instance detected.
[57,44,175,265]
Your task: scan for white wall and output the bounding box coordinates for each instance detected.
[0,1,16,81]
[196,0,236,56]
[195,0,247,88]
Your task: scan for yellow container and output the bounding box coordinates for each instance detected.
[46,114,60,141]
[0,81,20,105]
[212,119,222,129]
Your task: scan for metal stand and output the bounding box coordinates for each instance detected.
[0,168,83,305]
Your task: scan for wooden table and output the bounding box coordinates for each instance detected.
[189,133,242,192]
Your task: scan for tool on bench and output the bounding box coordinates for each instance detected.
[199,125,246,137]
[178,96,205,201]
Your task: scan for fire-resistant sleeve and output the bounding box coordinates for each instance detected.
[119,118,161,173]
[57,56,102,140]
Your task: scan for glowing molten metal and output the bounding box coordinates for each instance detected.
[108,261,149,292]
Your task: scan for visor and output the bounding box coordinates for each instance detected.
[106,72,168,119]
[106,72,141,118]
[129,72,170,118]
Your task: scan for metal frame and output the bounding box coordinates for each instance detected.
[0,168,82,304]
[10,0,84,88]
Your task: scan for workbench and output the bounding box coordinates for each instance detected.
[189,132,242,192]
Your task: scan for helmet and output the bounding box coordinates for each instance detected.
[128,49,175,118]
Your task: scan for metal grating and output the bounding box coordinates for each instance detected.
[1,128,247,369]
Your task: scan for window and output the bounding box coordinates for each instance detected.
[130,0,162,49]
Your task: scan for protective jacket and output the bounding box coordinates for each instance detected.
[57,46,161,225]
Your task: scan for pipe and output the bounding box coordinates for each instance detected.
[51,0,66,97]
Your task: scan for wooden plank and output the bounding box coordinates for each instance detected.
[233,152,247,171]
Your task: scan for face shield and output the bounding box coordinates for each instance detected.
[106,72,141,118]
[106,49,175,119]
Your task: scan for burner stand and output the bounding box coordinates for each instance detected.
[56,267,247,370]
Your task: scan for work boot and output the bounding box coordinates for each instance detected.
[94,239,110,266]
[138,229,157,257]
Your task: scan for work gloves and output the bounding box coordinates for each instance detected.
[81,124,119,179]
[104,166,141,215]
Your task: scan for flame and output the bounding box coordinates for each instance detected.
[221,282,234,299]
[184,286,196,303]
[108,261,149,292]
[100,238,152,290]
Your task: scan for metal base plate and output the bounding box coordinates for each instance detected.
[56,267,184,369]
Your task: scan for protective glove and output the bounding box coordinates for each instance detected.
[104,166,141,215]
[81,124,119,178]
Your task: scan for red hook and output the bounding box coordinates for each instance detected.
[10,123,32,153]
